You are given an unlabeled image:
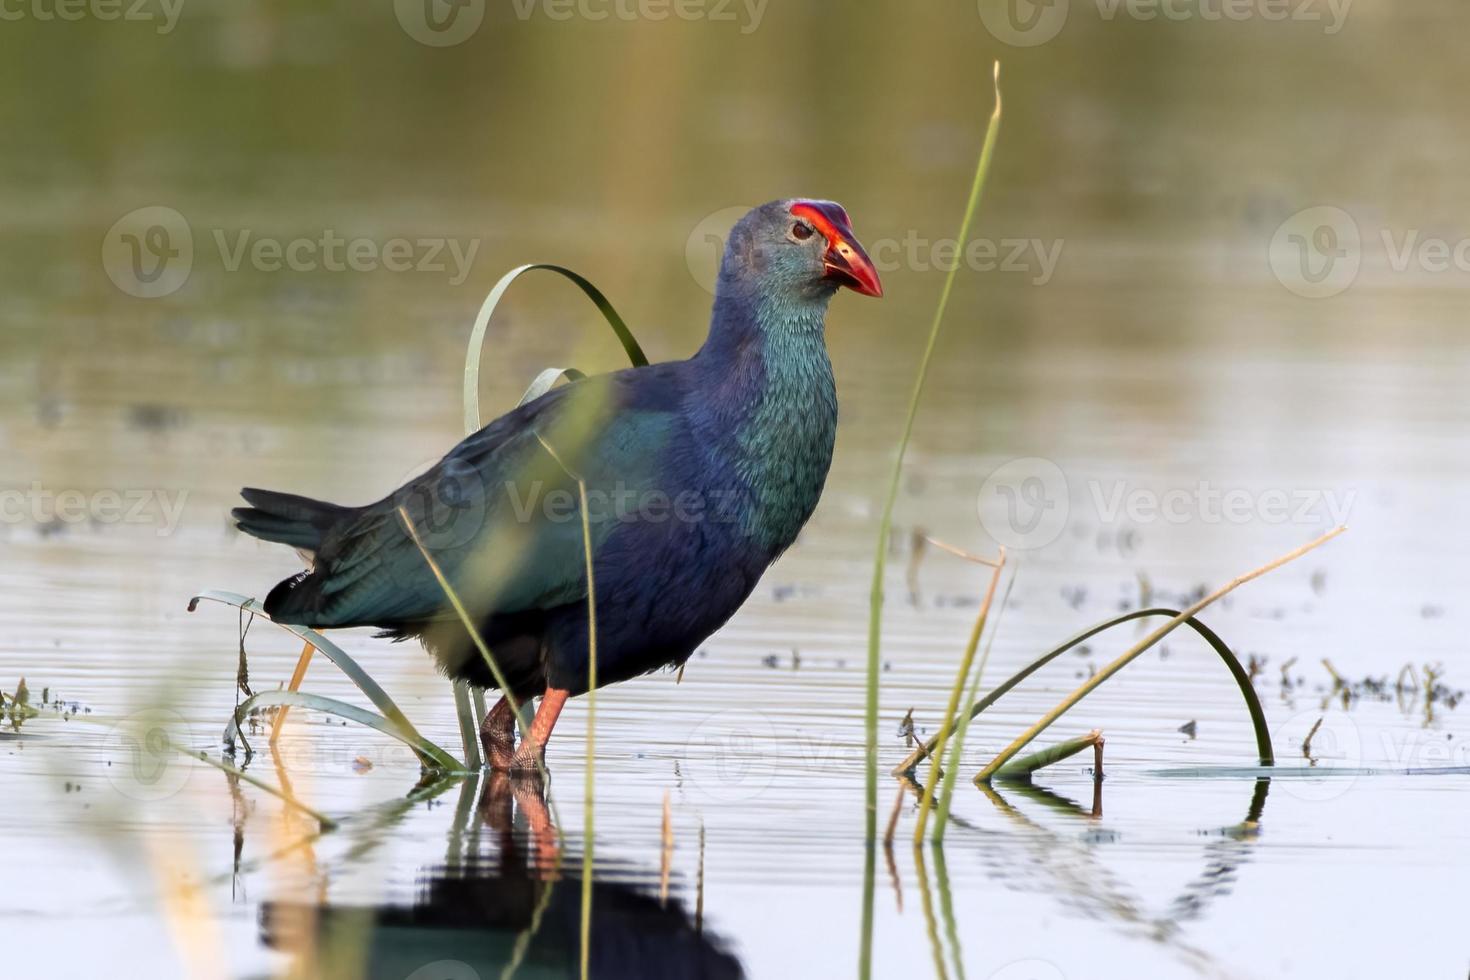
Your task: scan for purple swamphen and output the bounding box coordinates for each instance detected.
[232,199,882,770]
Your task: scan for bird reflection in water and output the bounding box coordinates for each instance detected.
[260,773,743,980]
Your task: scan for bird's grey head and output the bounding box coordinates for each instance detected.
[716,199,883,307]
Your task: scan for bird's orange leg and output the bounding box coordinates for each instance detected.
[512,687,570,772]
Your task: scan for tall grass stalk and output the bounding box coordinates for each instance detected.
[453,681,482,769]
[863,61,1002,839]
[860,64,1002,980]
[527,433,599,980]
[975,526,1345,782]
[397,508,546,785]
[573,471,599,980]
[912,548,1004,843]
[932,568,1016,841]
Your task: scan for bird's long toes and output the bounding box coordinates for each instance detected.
[510,738,546,774]
[484,738,517,772]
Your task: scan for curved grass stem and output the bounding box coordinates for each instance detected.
[893,604,1278,779]
[974,526,1345,783]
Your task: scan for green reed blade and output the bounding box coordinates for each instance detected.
[189,590,453,770]
[225,688,460,774]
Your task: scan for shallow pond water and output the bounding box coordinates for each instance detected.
[4,3,1470,978]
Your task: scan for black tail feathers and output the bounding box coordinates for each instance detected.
[231,487,348,553]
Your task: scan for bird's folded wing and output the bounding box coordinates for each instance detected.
[301,380,678,627]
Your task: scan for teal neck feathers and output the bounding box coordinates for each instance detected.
[694,288,838,554]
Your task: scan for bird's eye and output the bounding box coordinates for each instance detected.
[791,222,813,241]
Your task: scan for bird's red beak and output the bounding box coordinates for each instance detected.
[791,200,884,298]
